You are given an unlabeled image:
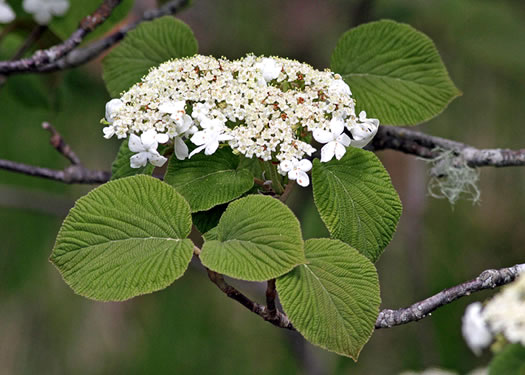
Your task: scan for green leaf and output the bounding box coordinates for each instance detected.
[312,148,402,262]
[102,16,198,97]
[110,139,154,180]
[331,20,461,126]
[49,0,135,42]
[276,238,380,360]
[50,175,194,301]
[165,147,254,212]
[489,344,525,375]
[200,195,305,281]
[192,203,227,234]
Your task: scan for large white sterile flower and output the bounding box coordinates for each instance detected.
[255,57,282,83]
[23,0,69,25]
[313,117,351,162]
[128,129,168,168]
[279,158,312,187]
[0,0,15,23]
[461,302,492,355]
[189,117,232,158]
[483,273,525,346]
[105,99,124,123]
[328,78,351,96]
[349,111,379,148]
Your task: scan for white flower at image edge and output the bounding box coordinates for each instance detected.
[328,78,351,96]
[102,99,124,138]
[128,130,169,168]
[313,117,351,162]
[189,117,232,158]
[350,111,379,148]
[280,158,312,187]
[23,0,70,25]
[255,58,282,83]
[461,302,492,355]
[0,0,15,23]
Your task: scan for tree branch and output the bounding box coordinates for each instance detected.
[0,0,123,75]
[375,263,525,329]
[205,269,295,330]
[369,125,525,168]
[0,122,110,184]
[8,0,191,75]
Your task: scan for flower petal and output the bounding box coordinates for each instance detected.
[204,140,220,155]
[334,142,347,160]
[329,117,345,136]
[102,126,115,139]
[148,152,168,167]
[313,129,333,144]
[141,129,158,149]
[156,133,169,144]
[280,160,293,172]
[337,133,351,147]
[130,152,148,168]
[174,137,189,160]
[295,171,310,187]
[159,100,185,114]
[320,142,336,163]
[288,170,299,180]
[190,131,207,146]
[298,159,312,172]
[188,144,206,158]
[128,134,144,152]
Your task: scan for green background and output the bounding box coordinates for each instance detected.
[1,0,524,373]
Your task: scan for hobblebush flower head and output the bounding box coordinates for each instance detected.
[23,0,70,25]
[102,54,380,186]
[0,0,15,23]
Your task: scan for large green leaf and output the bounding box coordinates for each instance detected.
[110,139,155,180]
[102,16,198,97]
[276,239,381,360]
[50,175,194,301]
[165,147,254,212]
[200,195,305,281]
[312,148,402,262]
[489,344,525,375]
[331,20,460,126]
[49,0,135,42]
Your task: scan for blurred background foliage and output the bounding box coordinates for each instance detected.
[0,0,524,374]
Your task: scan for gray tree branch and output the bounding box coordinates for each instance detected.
[0,0,123,75]
[369,125,525,168]
[375,263,525,329]
[4,0,191,75]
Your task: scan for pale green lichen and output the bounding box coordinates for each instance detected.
[423,148,480,205]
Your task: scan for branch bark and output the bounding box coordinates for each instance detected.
[370,125,525,168]
[0,0,123,75]
[5,0,191,75]
[0,122,110,184]
[375,263,525,329]
[205,269,295,330]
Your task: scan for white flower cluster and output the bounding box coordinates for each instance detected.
[103,54,379,187]
[462,271,525,355]
[0,0,69,24]
[0,0,15,23]
[23,0,69,25]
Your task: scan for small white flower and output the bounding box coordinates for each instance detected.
[328,78,351,96]
[170,114,194,160]
[23,0,69,25]
[105,98,124,124]
[159,100,186,122]
[128,129,168,168]
[191,102,211,123]
[313,117,351,162]
[279,158,312,187]
[0,0,15,23]
[189,117,232,158]
[255,57,282,83]
[349,111,379,148]
[462,302,492,355]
